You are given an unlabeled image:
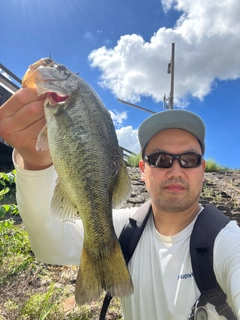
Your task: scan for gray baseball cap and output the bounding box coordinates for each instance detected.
[138,110,206,155]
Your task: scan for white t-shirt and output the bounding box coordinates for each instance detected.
[14,157,240,319]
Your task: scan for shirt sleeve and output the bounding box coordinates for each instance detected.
[13,150,136,266]
[13,150,84,265]
[214,221,240,318]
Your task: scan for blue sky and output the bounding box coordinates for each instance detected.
[1,0,240,168]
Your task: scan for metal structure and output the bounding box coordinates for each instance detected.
[0,63,20,106]
[0,64,21,91]
[0,63,21,171]
[118,98,156,114]
[167,43,175,110]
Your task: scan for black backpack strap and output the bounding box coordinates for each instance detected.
[99,293,113,320]
[99,201,152,320]
[190,204,237,320]
[118,200,152,264]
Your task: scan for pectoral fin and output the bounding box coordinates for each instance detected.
[36,125,49,152]
[112,159,131,208]
[51,178,77,221]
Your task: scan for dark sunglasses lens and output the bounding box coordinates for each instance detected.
[147,152,202,168]
[179,154,202,168]
[149,153,172,168]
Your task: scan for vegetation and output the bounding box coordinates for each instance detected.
[0,170,18,217]
[126,153,141,167]
[205,159,228,172]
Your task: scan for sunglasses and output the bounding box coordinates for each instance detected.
[143,152,203,169]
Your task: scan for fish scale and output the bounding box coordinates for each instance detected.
[22,58,133,305]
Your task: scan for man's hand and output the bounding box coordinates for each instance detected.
[0,88,52,170]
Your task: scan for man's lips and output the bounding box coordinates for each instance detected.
[164,184,185,192]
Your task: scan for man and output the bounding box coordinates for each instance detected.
[0,88,240,319]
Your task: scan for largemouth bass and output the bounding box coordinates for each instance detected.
[22,58,133,305]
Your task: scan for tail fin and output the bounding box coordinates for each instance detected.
[75,240,134,306]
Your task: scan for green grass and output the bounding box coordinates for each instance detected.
[205,159,228,172]
[19,284,64,320]
[126,153,142,167]
[0,219,35,285]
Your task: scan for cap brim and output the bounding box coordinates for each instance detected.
[138,110,205,155]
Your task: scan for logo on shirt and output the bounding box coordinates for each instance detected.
[177,272,194,280]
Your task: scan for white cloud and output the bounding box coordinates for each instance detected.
[116,126,140,154]
[109,110,127,127]
[109,111,140,154]
[88,0,240,104]
[161,0,176,13]
[109,111,139,154]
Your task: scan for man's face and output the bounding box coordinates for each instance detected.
[139,128,206,213]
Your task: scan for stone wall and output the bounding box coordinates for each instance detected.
[122,167,240,225]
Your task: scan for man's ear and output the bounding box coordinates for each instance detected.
[202,159,206,182]
[139,160,145,182]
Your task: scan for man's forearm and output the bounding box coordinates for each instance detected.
[14,150,83,265]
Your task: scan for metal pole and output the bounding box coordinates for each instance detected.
[169,43,175,109]
[0,63,22,84]
[118,98,156,114]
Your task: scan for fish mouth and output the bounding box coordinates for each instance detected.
[43,91,69,107]
[48,91,69,103]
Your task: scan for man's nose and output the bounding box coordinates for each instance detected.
[166,158,184,178]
